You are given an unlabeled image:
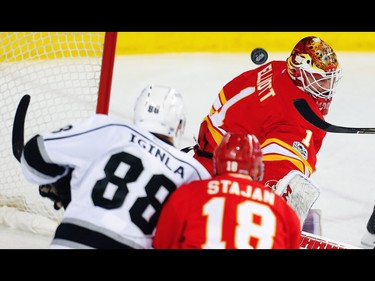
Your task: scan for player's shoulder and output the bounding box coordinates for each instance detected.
[254,60,285,70]
[45,114,128,137]
[265,60,287,73]
[86,114,133,128]
[271,60,286,67]
[238,60,285,78]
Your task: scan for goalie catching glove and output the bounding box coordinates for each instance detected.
[39,169,72,210]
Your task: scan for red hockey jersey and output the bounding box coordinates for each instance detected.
[153,173,301,249]
[194,61,326,187]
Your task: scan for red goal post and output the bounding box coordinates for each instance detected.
[0,32,117,235]
[97,32,117,114]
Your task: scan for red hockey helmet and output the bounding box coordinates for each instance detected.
[287,36,342,115]
[213,132,264,181]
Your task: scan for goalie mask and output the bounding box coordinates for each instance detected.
[134,84,186,146]
[287,36,342,115]
[213,132,264,181]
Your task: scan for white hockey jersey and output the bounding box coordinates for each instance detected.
[20,114,211,249]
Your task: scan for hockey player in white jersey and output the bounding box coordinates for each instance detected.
[19,84,211,249]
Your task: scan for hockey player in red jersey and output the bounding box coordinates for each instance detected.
[153,132,301,249]
[192,36,342,227]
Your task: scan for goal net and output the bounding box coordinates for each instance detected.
[0,32,117,235]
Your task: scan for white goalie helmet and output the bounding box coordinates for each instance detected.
[134,84,186,145]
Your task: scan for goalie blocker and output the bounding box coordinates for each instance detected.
[276,171,364,249]
[274,170,320,228]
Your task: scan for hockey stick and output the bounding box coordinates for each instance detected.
[300,231,363,249]
[294,98,375,134]
[12,94,31,162]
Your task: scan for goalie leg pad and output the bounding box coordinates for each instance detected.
[274,170,320,228]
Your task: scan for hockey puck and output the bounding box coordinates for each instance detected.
[251,48,268,65]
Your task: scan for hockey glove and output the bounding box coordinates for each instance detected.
[39,169,72,210]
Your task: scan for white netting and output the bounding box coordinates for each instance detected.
[0,32,107,234]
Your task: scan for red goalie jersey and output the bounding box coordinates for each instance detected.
[193,36,342,190]
[153,173,301,249]
[194,60,326,187]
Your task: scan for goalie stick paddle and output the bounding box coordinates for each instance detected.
[294,98,375,134]
[12,94,31,162]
